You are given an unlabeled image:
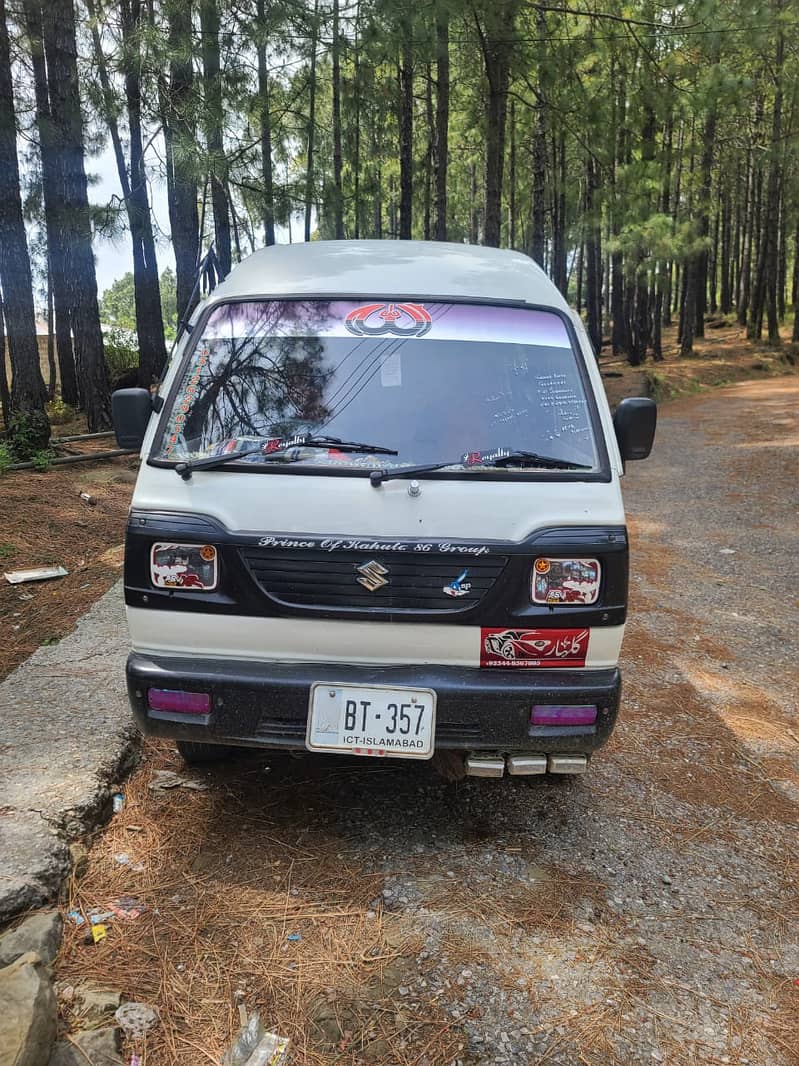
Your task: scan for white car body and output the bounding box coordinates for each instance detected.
[120,241,650,775]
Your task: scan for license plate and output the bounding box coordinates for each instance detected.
[306,683,437,759]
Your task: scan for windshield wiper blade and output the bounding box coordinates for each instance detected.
[175,446,265,480]
[486,450,590,470]
[370,461,459,486]
[174,435,397,480]
[369,448,591,487]
[294,435,398,456]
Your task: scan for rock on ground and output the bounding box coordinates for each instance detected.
[47,1028,123,1066]
[0,584,136,923]
[72,984,121,1026]
[0,951,57,1066]
[0,911,63,969]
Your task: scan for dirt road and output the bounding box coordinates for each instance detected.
[59,379,799,1065]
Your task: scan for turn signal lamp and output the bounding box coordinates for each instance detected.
[531,705,597,726]
[148,689,211,715]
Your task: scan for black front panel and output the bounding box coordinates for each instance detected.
[124,509,628,628]
[128,652,621,753]
[240,546,508,614]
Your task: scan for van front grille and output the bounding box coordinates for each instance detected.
[239,548,508,614]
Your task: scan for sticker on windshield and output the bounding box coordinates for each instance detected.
[381,349,402,387]
[481,628,589,668]
[344,302,432,338]
[462,447,513,467]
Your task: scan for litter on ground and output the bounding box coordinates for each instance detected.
[3,565,69,585]
[148,769,208,791]
[223,1011,290,1066]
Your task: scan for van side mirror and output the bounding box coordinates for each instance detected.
[112,388,154,450]
[613,397,657,461]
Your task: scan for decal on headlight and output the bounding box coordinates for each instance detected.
[151,543,218,591]
[532,558,601,605]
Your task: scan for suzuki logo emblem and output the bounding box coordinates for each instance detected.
[355,560,389,592]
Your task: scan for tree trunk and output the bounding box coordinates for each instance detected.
[398,41,413,239]
[256,0,275,245]
[748,31,784,345]
[423,65,433,241]
[23,0,77,408]
[709,208,720,315]
[694,46,719,337]
[720,186,732,314]
[352,22,361,239]
[552,131,567,294]
[610,67,629,357]
[478,3,517,248]
[508,98,516,249]
[737,145,754,325]
[777,187,786,321]
[0,299,10,429]
[680,260,696,356]
[200,0,231,275]
[331,0,344,238]
[433,7,448,241]
[0,0,49,442]
[42,0,109,429]
[304,0,319,242]
[116,0,167,386]
[584,155,602,352]
[531,102,546,265]
[469,163,478,244]
[46,258,56,399]
[163,0,200,320]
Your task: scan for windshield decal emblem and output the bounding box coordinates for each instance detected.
[345,302,432,339]
[355,560,389,592]
[443,569,472,598]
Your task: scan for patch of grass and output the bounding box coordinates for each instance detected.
[0,543,14,558]
[0,444,11,475]
[46,397,78,426]
[32,449,57,472]
[643,369,701,403]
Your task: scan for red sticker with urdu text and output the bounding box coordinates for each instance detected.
[480,628,589,668]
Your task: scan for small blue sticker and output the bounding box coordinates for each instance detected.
[443,570,472,598]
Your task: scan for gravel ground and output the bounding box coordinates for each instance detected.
[56,378,798,1065]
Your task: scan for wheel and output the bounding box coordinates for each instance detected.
[176,739,236,764]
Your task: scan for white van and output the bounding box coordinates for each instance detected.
[113,241,655,778]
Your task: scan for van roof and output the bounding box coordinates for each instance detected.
[207,240,570,310]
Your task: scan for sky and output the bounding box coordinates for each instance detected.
[89,141,304,298]
[91,142,174,295]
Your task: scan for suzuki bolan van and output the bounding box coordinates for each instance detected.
[113,241,655,778]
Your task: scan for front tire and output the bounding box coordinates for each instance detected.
[176,739,235,764]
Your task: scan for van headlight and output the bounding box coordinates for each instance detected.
[532,558,600,605]
[150,542,218,591]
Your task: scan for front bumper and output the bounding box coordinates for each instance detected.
[127,653,621,756]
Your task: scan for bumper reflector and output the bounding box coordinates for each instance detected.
[531,705,597,726]
[148,688,211,715]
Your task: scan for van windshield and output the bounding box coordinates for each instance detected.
[154,300,601,474]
